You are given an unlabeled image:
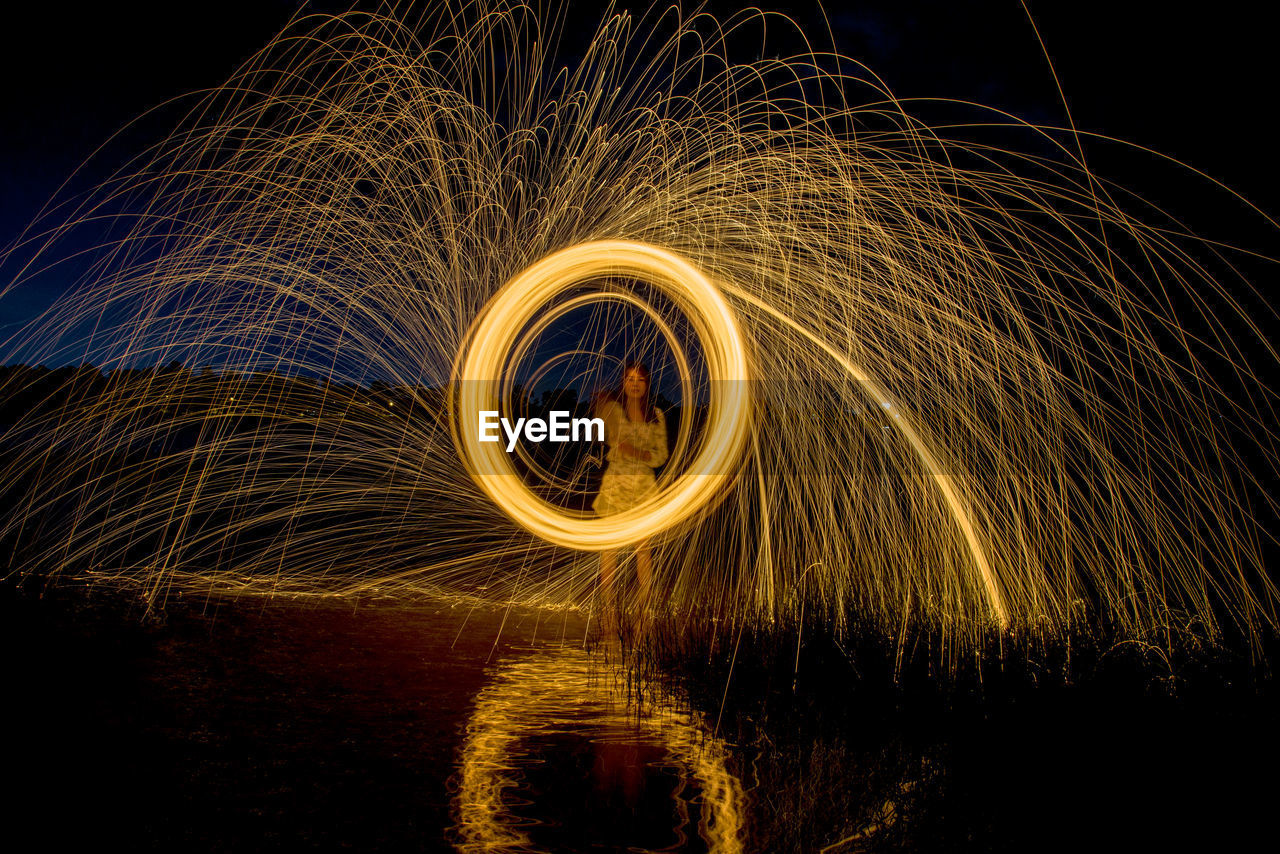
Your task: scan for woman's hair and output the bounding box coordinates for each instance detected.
[595,360,659,423]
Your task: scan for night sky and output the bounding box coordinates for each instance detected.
[3,1,1278,348]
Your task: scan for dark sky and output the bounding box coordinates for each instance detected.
[2,1,1277,347]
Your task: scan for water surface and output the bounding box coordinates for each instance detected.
[8,589,1279,851]
[6,592,741,851]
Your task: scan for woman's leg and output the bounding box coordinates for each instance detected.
[599,549,619,637]
[635,541,653,616]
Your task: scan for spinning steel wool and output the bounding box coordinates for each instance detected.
[3,2,1277,652]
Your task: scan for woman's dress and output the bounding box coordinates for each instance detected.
[592,399,669,515]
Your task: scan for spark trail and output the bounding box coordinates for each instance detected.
[2,2,1277,655]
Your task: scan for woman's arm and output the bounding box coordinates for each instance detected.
[601,402,666,465]
[644,408,669,468]
[598,399,624,461]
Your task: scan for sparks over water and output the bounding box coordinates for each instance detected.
[2,2,1277,655]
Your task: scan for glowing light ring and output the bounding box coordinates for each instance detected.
[453,240,751,551]
[503,289,696,492]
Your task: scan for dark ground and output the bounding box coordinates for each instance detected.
[5,582,1280,852]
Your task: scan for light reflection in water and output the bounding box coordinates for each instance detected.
[451,645,745,852]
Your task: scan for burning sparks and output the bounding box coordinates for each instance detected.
[451,240,751,554]
[1,3,1277,652]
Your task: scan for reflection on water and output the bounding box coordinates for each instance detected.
[13,591,1274,851]
[452,645,745,853]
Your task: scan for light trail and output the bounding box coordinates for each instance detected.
[1,2,1277,653]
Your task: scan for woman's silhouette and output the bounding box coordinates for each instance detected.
[593,361,668,636]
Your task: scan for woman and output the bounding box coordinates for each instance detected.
[593,362,668,636]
